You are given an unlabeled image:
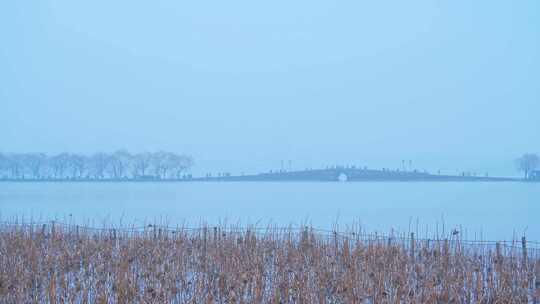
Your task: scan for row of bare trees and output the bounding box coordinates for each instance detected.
[0,150,194,180]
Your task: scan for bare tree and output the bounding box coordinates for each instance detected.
[106,150,132,179]
[69,154,88,179]
[49,153,71,179]
[0,150,193,180]
[515,153,540,179]
[0,153,8,178]
[132,152,152,178]
[7,154,26,179]
[25,153,48,179]
[90,152,111,179]
[150,151,176,179]
[170,154,194,179]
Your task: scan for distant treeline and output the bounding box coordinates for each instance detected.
[0,150,194,180]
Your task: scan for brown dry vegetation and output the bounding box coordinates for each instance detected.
[1,222,539,303]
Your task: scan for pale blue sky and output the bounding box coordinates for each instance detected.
[1,1,539,176]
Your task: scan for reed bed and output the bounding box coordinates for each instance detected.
[1,222,539,303]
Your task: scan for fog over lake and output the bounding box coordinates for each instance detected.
[2,1,539,245]
[1,182,538,241]
[2,2,540,302]
[2,1,539,177]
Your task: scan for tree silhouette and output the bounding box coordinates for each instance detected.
[515,153,539,179]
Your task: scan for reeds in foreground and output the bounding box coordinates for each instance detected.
[0,222,539,303]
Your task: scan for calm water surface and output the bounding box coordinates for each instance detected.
[0,182,538,241]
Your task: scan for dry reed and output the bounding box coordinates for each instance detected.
[0,222,539,303]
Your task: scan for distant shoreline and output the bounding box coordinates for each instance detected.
[0,179,525,182]
[0,168,529,183]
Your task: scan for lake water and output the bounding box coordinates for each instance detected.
[0,182,538,241]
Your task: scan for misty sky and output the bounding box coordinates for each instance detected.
[1,1,539,176]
